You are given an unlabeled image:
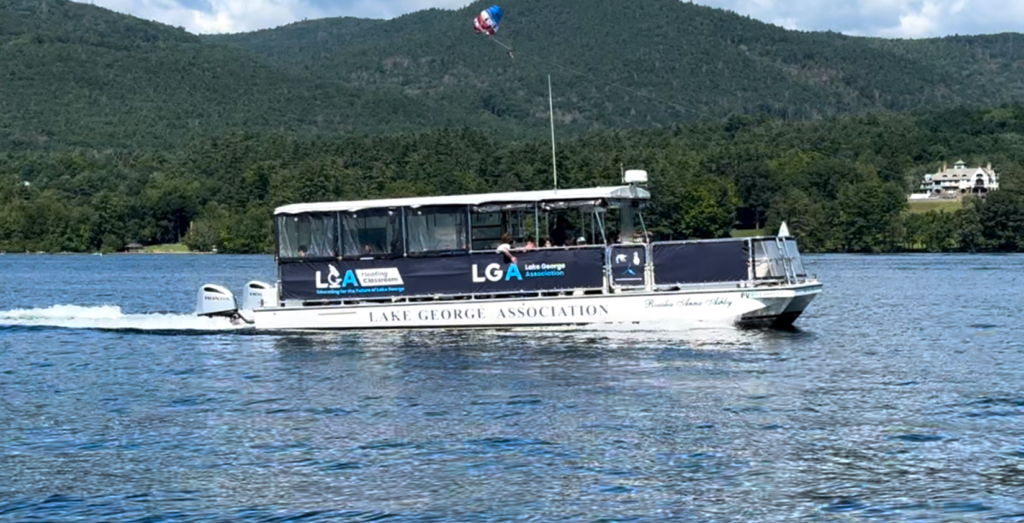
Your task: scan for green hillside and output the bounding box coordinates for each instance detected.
[0,0,197,47]
[2,0,1024,149]
[207,0,1024,129]
[0,0,450,149]
[5,104,1024,254]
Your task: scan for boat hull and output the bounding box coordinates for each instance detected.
[250,283,821,331]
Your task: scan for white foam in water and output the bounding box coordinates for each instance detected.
[0,304,244,331]
[582,316,740,332]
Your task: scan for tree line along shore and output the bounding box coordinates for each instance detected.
[3,105,1024,255]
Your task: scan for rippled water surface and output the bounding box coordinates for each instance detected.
[1,253,1023,522]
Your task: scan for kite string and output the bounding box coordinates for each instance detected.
[488,36,513,51]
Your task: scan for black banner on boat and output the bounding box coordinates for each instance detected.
[280,248,605,300]
[609,245,646,287]
[651,241,748,285]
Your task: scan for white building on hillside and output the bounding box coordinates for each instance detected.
[909,160,999,200]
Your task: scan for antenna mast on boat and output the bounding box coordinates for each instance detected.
[548,74,558,191]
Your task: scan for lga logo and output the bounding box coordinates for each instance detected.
[317,265,405,289]
[471,263,523,282]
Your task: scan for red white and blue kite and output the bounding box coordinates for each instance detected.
[473,5,503,36]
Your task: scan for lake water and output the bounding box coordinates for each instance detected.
[1,254,1022,522]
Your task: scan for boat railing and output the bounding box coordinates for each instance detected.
[605,236,812,293]
[748,236,808,285]
[467,244,604,255]
[276,236,810,308]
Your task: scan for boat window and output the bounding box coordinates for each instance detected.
[784,239,806,276]
[276,213,338,258]
[574,207,606,246]
[341,209,403,258]
[470,205,538,250]
[607,207,646,244]
[591,209,608,245]
[470,210,502,251]
[545,212,576,247]
[543,209,607,247]
[407,206,468,254]
[752,239,787,279]
[636,210,649,243]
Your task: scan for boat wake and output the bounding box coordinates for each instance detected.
[0,305,245,332]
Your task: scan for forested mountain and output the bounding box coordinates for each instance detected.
[4,0,1024,255]
[3,0,1024,149]
[208,0,1024,128]
[0,0,196,46]
[0,0,451,150]
[5,104,1024,254]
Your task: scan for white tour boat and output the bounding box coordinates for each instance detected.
[196,170,821,330]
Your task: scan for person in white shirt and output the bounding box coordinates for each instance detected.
[496,232,517,263]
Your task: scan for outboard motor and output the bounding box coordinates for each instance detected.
[197,284,238,318]
[241,281,277,312]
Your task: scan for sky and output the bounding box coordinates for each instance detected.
[82,0,1024,38]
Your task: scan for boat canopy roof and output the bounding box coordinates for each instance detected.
[274,185,650,215]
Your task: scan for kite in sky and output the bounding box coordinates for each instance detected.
[473,5,503,36]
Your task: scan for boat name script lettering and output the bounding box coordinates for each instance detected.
[644,297,733,308]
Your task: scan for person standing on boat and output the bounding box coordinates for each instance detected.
[550,216,570,246]
[496,233,517,264]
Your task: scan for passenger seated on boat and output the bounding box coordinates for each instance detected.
[496,233,518,264]
[357,244,375,260]
[524,238,537,251]
[542,238,552,248]
[297,245,307,257]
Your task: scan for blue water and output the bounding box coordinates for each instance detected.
[1,254,1023,522]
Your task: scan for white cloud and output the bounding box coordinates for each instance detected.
[770,17,800,30]
[86,0,1024,37]
[89,0,330,34]
[708,0,1024,38]
[878,1,944,39]
[876,0,1024,38]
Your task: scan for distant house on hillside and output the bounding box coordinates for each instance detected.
[909,160,999,200]
[125,242,144,253]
